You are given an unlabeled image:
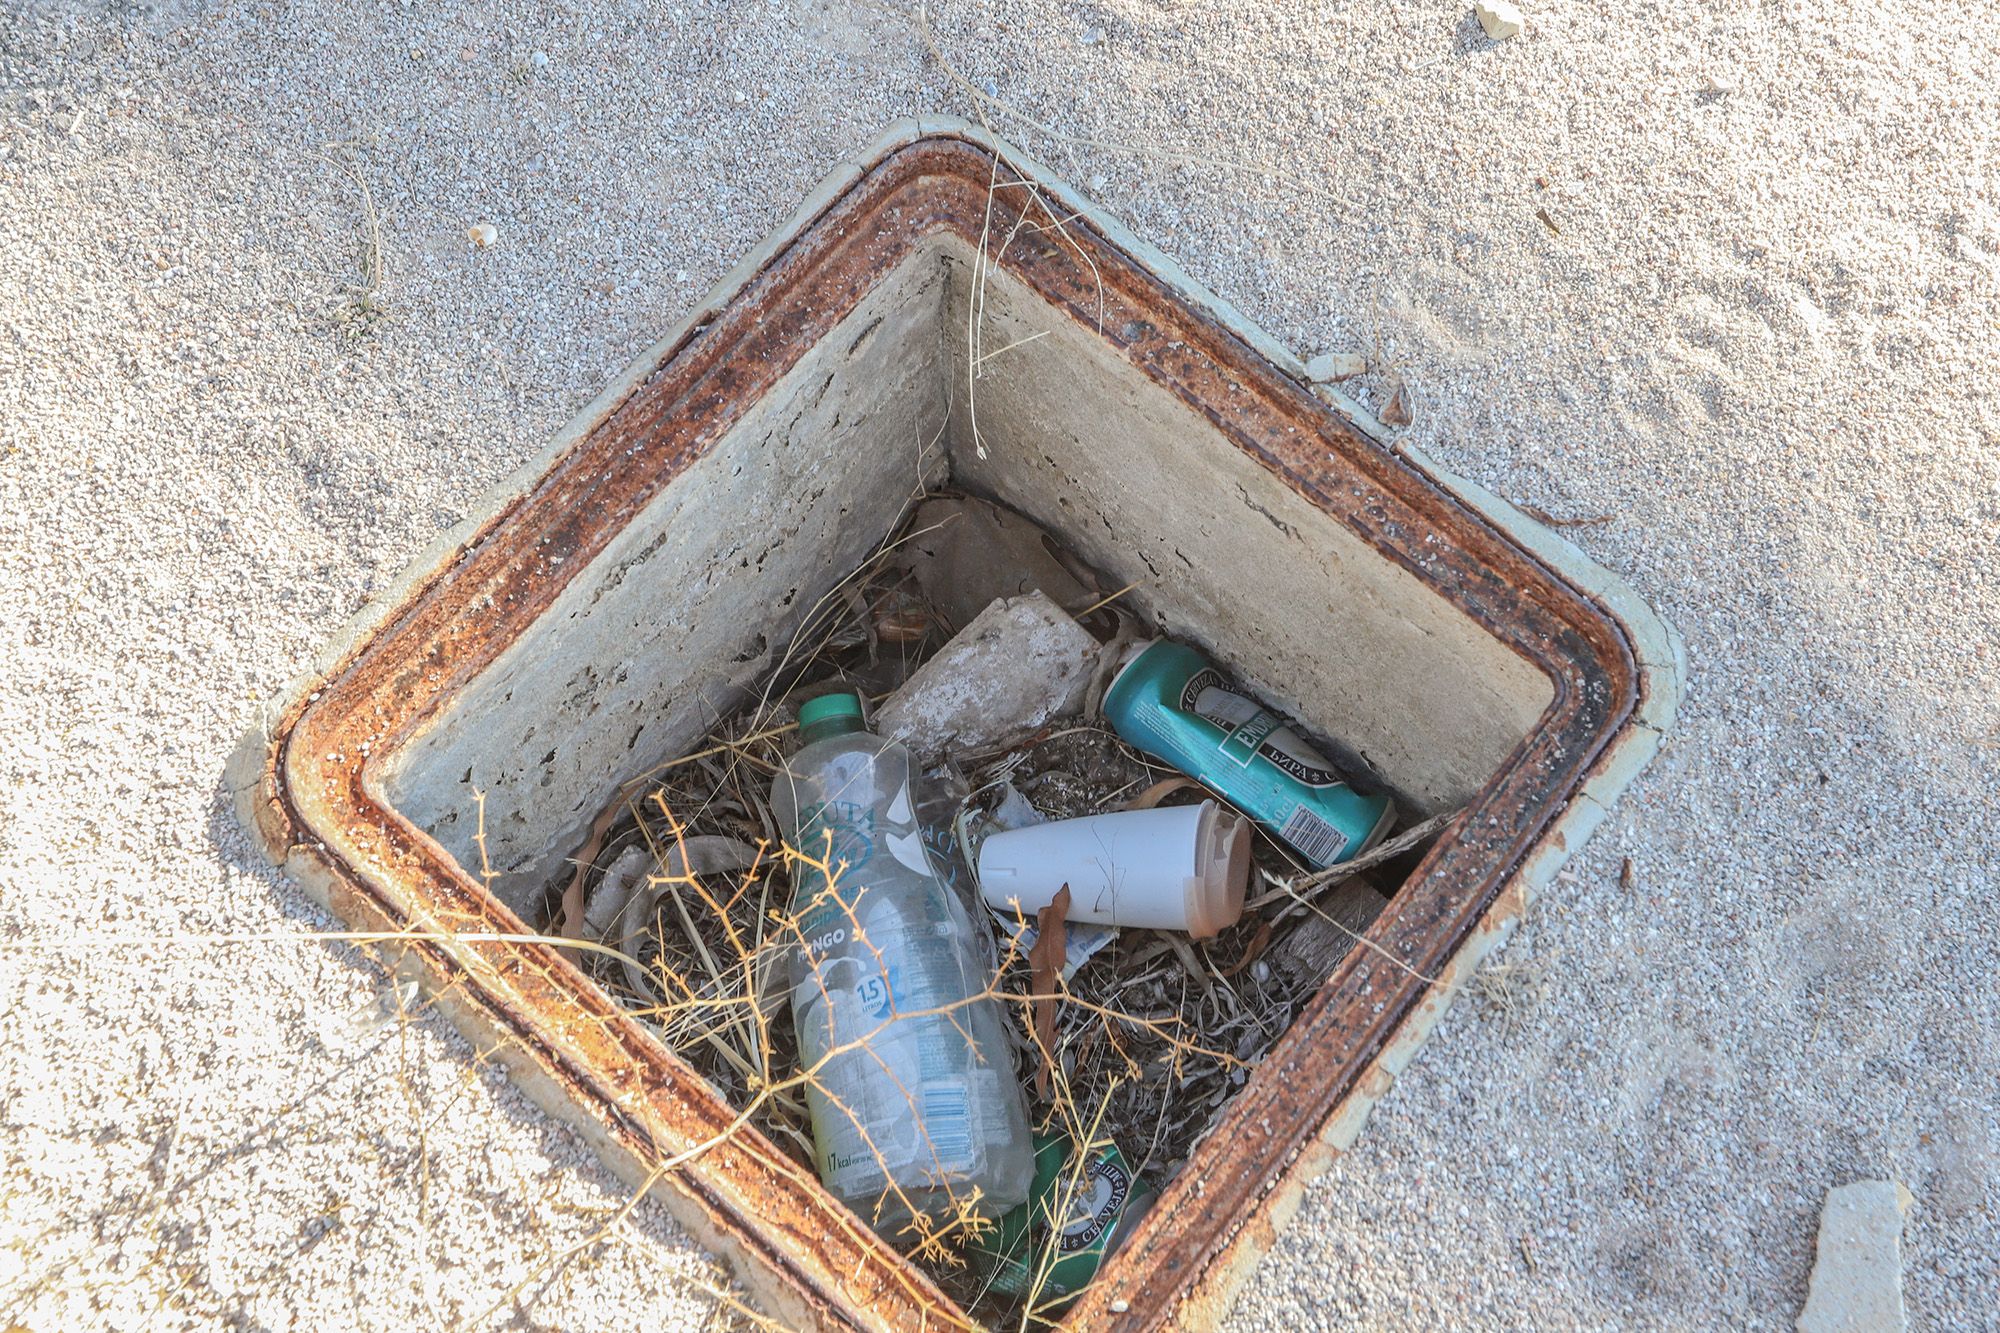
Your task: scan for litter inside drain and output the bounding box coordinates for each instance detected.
[544,490,1453,1325]
[250,128,1667,1331]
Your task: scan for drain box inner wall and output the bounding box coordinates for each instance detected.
[381,237,1553,917]
[380,250,956,915]
[936,241,1553,816]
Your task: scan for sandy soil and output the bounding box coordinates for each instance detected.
[2,1,1994,1329]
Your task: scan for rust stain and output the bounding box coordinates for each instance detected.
[243,133,1645,1332]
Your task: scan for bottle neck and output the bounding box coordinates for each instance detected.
[799,715,866,746]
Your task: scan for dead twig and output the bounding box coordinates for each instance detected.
[1247,806,1465,912]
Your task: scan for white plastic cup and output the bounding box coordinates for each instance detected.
[975,801,1251,938]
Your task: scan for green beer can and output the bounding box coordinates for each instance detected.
[972,1134,1156,1313]
[1101,640,1394,869]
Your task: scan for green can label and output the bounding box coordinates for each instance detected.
[974,1135,1154,1309]
[1055,1154,1131,1254]
[1179,668,1342,787]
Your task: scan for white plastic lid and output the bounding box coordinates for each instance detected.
[1183,801,1252,939]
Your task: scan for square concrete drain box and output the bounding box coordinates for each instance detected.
[233,120,1680,1330]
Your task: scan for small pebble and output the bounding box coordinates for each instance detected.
[1080,26,1104,45]
[1380,381,1414,426]
[530,49,549,68]
[1476,0,1524,39]
[467,222,499,249]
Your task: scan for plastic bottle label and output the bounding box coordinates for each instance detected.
[798,998,989,1195]
[793,894,988,1198]
[920,1080,973,1162]
[791,794,878,969]
[855,971,892,1021]
[800,981,919,1193]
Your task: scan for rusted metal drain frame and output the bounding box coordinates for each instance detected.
[238,132,1644,1330]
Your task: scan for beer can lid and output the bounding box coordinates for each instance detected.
[1098,637,1162,712]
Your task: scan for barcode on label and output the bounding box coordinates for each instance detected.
[921,1082,972,1165]
[1280,806,1349,867]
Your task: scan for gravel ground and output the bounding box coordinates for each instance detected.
[2,1,1994,1329]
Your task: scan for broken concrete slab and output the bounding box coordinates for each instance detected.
[874,591,1099,763]
[1797,1179,1914,1333]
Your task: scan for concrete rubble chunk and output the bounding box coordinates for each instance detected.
[875,591,1099,763]
[1797,1179,1914,1333]
[1304,351,1366,383]
[1476,0,1525,40]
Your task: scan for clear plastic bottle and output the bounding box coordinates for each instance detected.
[770,691,1033,1237]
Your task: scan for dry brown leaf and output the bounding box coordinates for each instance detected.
[874,608,930,643]
[559,796,630,938]
[870,587,931,643]
[1029,884,1070,1098]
